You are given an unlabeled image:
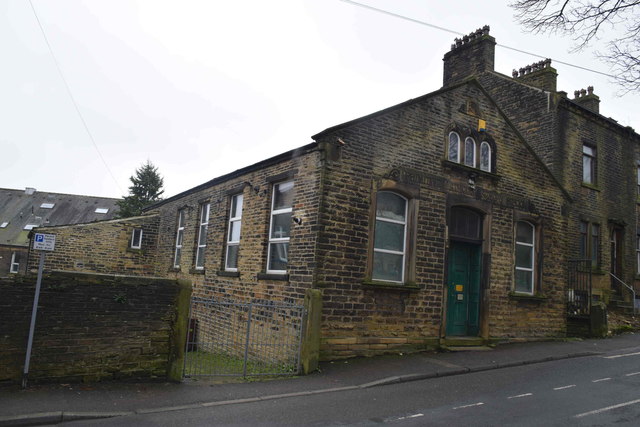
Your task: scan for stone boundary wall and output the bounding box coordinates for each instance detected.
[0,272,190,384]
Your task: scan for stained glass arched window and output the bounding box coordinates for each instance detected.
[448,132,460,163]
[480,141,491,172]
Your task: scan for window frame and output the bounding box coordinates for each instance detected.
[514,221,536,295]
[579,221,600,268]
[9,252,19,274]
[130,228,143,249]
[480,141,492,172]
[446,129,494,173]
[636,233,640,275]
[372,191,408,284]
[173,210,185,269]
[464,137,476,167]
[591,223,600,267]
[267,181,294,274]
[448,132,461,163]
[582,144,597,184]
[194,203,210,270]
[225,194,244,271]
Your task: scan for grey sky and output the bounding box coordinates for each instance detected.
[1,0,636,199]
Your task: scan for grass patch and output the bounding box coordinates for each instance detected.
[184,350,297,377]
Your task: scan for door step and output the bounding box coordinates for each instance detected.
[441,337,486,347]
[445,346,493,352]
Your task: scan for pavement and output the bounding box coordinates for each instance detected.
[1,333,639,426]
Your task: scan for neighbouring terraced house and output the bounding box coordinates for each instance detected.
[25,27,640,360]
[0,187,119,276]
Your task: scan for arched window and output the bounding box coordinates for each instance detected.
[372,192,407,283]
[480,141,491,172]
[448,132,460,163]
[515,221,535,294]
[447,130,494,173]
[464,137,476,167]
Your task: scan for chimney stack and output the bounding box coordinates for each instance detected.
[511,59,557,92]
[573,86,600,114]
[443,26,495,87]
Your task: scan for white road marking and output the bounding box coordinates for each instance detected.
[393,413,424,421]
[575,398,640,418]
[591,378,611,382]
[602,351,640,359]
[453,402,484,410]
[507,393,533,399]
[625,372,640,377]
[553,385,576,390]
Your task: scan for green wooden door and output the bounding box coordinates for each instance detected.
[446,242,481,336]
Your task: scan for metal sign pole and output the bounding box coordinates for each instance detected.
[22,250,45,389]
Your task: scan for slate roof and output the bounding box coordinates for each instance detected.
[0,188,120,247]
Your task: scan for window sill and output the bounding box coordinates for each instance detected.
[441,160,501,182]
[217,270,240,278]
[581,183,600,191]
[126,248,143,254]
[168,267,181,273]
[257,272,289,281]
[508,291,547,302]
[189,268,205,275]
[362,280,420,291]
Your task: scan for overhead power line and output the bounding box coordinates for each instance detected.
[28,0,124,195]
[338,0,616,79]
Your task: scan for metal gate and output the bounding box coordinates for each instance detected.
[567,259,592,316]
[183,297,306,378]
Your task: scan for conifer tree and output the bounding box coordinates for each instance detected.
[116,161,164,218]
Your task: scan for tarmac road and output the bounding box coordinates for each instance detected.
[55,342,640,426]
[2,333,640,426]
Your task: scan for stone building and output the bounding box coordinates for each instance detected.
[27,27,640,359]
[0,187,119,276]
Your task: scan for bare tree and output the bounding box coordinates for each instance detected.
[510,0,640,92]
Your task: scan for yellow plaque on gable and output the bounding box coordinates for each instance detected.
[455,284,464,292]
[478,119,486,132]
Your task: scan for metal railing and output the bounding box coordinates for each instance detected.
[183,297,306,378]
[610,273,638,315]
[567,259,592,316]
